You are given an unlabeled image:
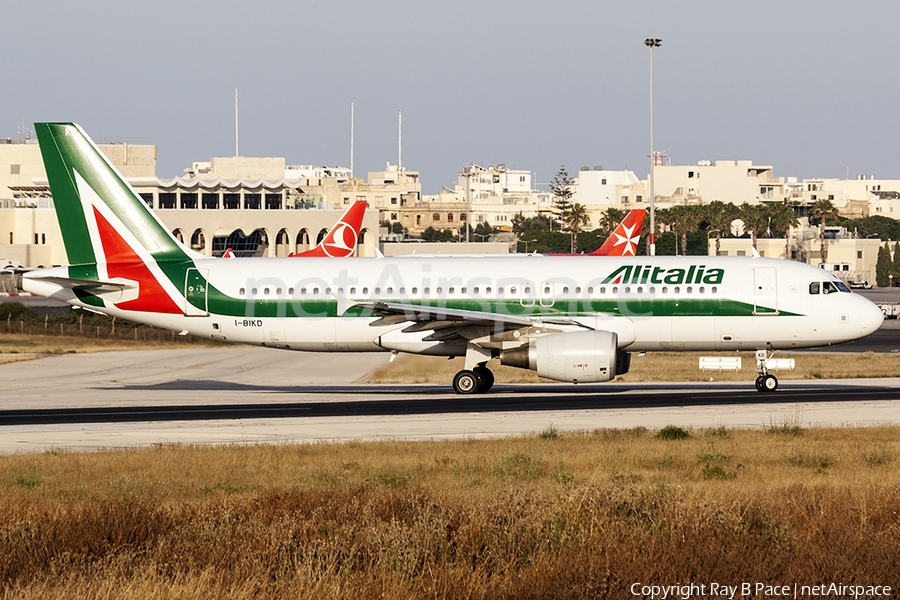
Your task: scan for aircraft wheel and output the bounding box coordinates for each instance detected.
[761,374,778,392]
[453,370,482,395]
[474,366,494,392]
[755,376,764,392]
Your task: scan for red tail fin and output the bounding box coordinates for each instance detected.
[290,200,366,257]
[591,209,645,256]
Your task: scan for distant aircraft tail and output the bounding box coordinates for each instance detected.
[30,123,199,314]
[290,200,366,257]
[591,209,645,256]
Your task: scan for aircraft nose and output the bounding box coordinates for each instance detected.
[857,295,884,338]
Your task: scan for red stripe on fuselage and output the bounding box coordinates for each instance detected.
[93,207,182,314]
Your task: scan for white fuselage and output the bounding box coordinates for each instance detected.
[25,255,884,355]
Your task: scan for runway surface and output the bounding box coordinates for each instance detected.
[1,346,899,453]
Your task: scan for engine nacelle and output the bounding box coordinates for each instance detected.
[500,330,629,383]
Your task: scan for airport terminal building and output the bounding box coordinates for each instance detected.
[0,138,382,267]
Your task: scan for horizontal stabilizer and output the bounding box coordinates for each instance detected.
[26,275,136,294]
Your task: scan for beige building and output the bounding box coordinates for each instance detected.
[618,160,786,209]
[709,230,881,285]
[1,139,380,267]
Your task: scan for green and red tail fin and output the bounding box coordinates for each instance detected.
[35,123,200,314]
[35,123,195,267]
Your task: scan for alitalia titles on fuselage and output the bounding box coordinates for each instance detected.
[602,264,725,286]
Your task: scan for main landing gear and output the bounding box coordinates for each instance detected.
[452,365,494,394]
[453,343,495,394]
[754,349,778,393]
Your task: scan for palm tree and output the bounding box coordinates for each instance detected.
[739,204,768,251]
[809,199,840,264]
[598,207,626,236]
[767,204,800,259]
[668,205,702,256]
[561,203,592,253]
[703,201,738,256]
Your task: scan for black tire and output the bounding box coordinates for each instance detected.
[755,376,764,392]
[761,374,778,392]
[474,366,494,392]
[452,370,482,394]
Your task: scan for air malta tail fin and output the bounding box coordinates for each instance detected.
[30,123,197,314]
[289,200,366,257]
[590,209,645,256]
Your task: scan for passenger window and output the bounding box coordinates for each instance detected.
[239,288,245,296]
[809,282,820,295]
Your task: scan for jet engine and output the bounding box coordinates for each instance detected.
[500,330,630,383]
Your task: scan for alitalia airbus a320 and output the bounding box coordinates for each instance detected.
[23,123,884,394]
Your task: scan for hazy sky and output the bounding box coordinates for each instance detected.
[5,1,899,193]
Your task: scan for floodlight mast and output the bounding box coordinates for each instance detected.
[644,37,661,256]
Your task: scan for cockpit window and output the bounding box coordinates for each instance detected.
[822,281,839,294]
[809,282,820,295]
[834,281,851,293]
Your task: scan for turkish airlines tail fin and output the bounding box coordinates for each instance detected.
[590,209,645,256]
[289,200,366,257]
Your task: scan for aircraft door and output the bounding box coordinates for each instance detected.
[539,281,555,308]
[520,281,536,308]
[753,267,778,315]
[184,268,209,316]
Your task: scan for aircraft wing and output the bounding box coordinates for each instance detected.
[356,300,594,335]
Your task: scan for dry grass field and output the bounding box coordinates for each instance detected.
[0,334,222,365]
[370,351,900,384]
[1,426,898,599]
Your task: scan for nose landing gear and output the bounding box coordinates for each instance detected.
[754,349,778,392]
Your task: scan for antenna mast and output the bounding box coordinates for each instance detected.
[350,102,355,178]
[234,88,239,157]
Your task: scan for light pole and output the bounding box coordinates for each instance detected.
[644,37,661,256]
